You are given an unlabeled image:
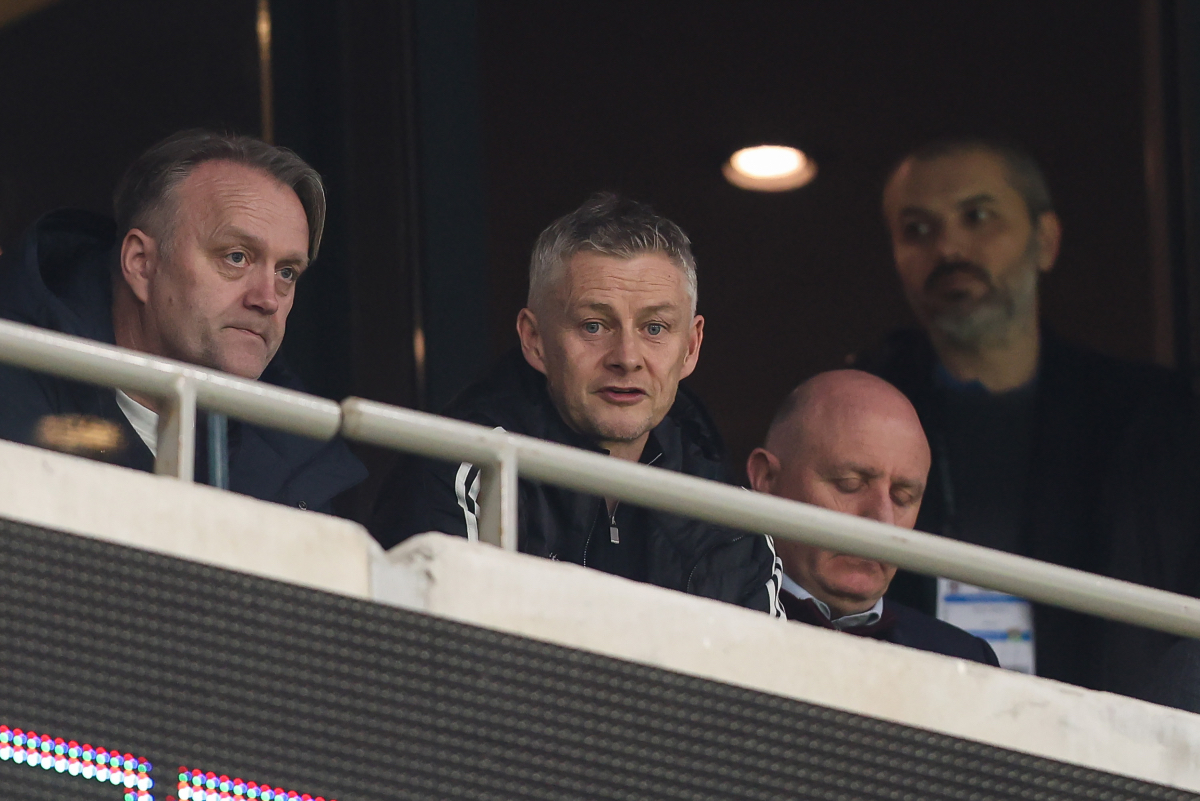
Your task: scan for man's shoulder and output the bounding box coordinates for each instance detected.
[1041,331,1192,405]
[885,599,998,665]
[441,349,564,438]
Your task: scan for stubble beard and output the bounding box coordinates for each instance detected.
[927,239,1041,352]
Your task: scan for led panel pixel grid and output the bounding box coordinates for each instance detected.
[0,517,1192,801]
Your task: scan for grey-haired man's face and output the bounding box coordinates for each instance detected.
[517,250,703,455]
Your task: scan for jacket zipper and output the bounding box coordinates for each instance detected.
[583,451,659,566]
[582,502,619,567]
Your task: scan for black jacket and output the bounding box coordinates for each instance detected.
[372,350,785,615]
[0,209,366,514]
[781,590,1000,666]
[865,328,1199,695]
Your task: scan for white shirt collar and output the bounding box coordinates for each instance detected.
[781,573,885,630]
[115,390,159,457]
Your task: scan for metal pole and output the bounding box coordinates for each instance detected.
[476,447,518,550]
[155,375,196,481]
[207,412,230,490]
[339,397,1200,640]
[0,319,342,440]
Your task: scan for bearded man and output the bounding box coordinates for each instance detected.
[863,137,1199,697]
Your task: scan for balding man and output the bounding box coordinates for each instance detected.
[372,193,782,615]
[0,130,365,513]
[748,370,998,664]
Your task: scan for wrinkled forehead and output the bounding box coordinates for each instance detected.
[174,162,308,243]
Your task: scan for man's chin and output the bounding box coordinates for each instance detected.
[825,561,891,597]
[213,352,269,380]
[587,416,657,446]
[929,304,1013,346]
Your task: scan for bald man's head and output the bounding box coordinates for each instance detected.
[747,370,931,618]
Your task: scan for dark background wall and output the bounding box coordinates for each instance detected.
[0,0,1196,498]
[0,0,260,246]
[476,0,1162,479]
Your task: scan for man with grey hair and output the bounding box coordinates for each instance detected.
[0,129,365,513]
[373,193,783,615]
[863,136,1199,695]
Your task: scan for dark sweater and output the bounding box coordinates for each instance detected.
[781,590,1000,666]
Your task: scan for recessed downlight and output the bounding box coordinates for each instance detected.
[723,145,817,192]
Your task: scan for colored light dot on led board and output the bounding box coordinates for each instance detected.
[0,725,154,801]
[172,767,334,801]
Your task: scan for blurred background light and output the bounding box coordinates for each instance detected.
[723,144,817,192]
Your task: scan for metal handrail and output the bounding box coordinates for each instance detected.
[3,316,1200,638]
[0,320,340,480]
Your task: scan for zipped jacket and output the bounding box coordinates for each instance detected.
[372,350,784,616]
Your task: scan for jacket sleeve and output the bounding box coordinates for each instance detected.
[370,450,482,550]
[977,637,1001,667]
[688,532,785,617]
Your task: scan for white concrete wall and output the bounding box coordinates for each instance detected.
[0,438,377,598]
[374,533,1200,792]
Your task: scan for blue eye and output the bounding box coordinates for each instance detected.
[583,322,602,334]
[278,266,298,282]
[647,323,665,336]
[228,251,246,264]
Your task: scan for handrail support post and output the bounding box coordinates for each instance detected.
[477,445,518,551]
[155,375,197,482]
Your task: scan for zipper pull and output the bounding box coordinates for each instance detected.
[610,524,620,544]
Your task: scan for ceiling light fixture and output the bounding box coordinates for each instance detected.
[723,145,817,192]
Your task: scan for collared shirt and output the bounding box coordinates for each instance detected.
[115,390,159,457]
[781,573,884,631]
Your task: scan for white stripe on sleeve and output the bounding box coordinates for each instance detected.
[454,461,481,542]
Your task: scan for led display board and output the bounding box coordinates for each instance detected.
[0,517,1190,801]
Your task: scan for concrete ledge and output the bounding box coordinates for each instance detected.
[0,438,376,598]
[374,531,1200,791]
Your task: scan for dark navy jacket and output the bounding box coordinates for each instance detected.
[371,350,784,615]
[780,589,999,666]
[0,209,366,514]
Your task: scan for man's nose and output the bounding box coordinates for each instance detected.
[244,266,280,315]
[606,327,644,372]
[858,487,896,527]
[935,221,971,262]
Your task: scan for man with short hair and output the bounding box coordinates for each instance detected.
[0,129,365,513]
[373,193,783,614]
[748,370,997,664]
[864,137,1199,692]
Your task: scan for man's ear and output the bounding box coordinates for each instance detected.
[1034,211,1061,273]
[119,228,158,304]
[679,314,705,380]
[746,447,779,494]
[516,307,548,375]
